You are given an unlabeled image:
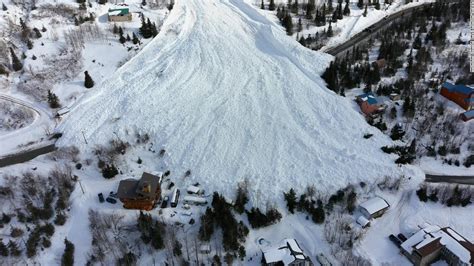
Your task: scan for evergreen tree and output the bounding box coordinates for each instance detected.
[343,1,350,16]
[142,0,146,6]
[0,241,8,257]
[327,0,333,12]
[337,3,343,19]
[119,34,127,44]
[118,26,123,36]
[260,0,264,9]
[357,0,363,9]
[2,3,7,11]
[8,241,21,256]
[47,90,60,108]
[41,25,47,32]
[327,22,333,37]
[139,16,151,38]
[61,238,74,266]
[363,5,368,17]
[132,32,139,44]
[269,0,275,11]
[375,0,380,10]
[283,188,297,214]
[126,34,131,42]
[9,48,23,71]
[234,185,248,214]
[282,14,293,35]
[113,24,118,34]
[238,245,246,260]
[27,39,33,49]
[84,71,94,88]
[297,17,302,32]
[291,0,298,14]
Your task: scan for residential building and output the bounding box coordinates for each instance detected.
[262,239,313,266]
[440,82,474,110]
[359,196,390,219]
[401,224,474,266]
[355,92,384,116]
[108,6,132,22]
[116,172,162,210]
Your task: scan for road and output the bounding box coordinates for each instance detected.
[325,3,431,57]
[0,93,57,166]
[425,174,474,185]
[0,143,57,168]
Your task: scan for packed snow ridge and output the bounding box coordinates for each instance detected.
[59,0,407,203]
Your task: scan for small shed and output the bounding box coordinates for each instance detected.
[359,196,390,219]
[460,110,474,122]
[356,216,370,228]
[389,93,401,101]
[108,7,132,22]
[199,244,211,254]
[186,185,201,194]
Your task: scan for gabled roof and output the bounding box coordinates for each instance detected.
[357,92,379,105]
[262,239,310,265]
[108,7,129,16]
[117,172,161,200]
[401,224,474,265]
[359,196,389,215]
[442,82,474,95]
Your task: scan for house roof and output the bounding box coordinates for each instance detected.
[401,224,474,265]
[117,172,161,199]
[357,92,379,105]
[262,239,309,265]
[108,7,129,16]
[359,196,389,215]
[442,82,474,95]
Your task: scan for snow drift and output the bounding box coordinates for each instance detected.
[59,0,404,202]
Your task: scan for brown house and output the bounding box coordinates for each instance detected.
[440,82,474,110]
[401,224,474,266]
[117,172,162,211]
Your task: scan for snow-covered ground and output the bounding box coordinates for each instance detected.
[0,0,170,155]
[57,0,417,205]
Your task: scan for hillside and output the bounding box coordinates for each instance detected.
[58,0,407,202]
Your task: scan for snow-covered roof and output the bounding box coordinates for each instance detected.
[357,216,370,227]
[187,185,200,194]
[262,239,309,265]
[183,195,207,204]
[359,197,389,215]
[401,224,474,264]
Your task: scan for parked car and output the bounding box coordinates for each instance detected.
[161,196,169,208]
[389,234,402,247]
[98,193,105,203]
[398,233,407,242]
[106,197,117,204]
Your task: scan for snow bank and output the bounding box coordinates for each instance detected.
[58,0,407,204]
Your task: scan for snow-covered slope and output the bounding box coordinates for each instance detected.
[59,0,407,201]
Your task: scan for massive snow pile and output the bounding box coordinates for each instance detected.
[59,0,405,202]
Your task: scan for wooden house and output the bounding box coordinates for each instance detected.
[440,82,474,110]
[117,172,162,210]
[108,6,132,22]
[400,224,474,266]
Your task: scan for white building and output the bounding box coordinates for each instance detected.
[359,196,390,219]
[262,239,313,266]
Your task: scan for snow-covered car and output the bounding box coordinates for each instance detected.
[98,193,105,203]
[106,197,117,204]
